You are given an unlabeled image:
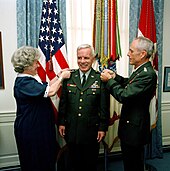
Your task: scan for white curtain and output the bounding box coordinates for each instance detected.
[116,0,129,76]
[66,0,95,69]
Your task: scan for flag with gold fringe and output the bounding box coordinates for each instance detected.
[93,0,121,71]
[93,0,122,155]
[138,0,158,130]
[137,0,160,159]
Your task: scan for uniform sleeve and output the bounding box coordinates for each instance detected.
[98,79,110,132]
[58,79,68,125]
[106,71,156,104]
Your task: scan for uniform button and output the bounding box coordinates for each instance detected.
[81,92,83,95]
[79,106,82,109]
[78,113,81,117]
[127,120,129,123]
[93,92,95,94]
[69,90,71,92]
[80,99,82,102]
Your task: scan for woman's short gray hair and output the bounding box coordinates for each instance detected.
[11,46,41,73]
[135,36,154,58]
[77,44,96,57]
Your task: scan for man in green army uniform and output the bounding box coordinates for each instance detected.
[58,44,110,171]
[101,36,157,171]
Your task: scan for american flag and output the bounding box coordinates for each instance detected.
[38,0,69,123]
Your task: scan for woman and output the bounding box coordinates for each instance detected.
[11,46,70,171]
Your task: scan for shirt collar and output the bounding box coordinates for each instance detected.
[17,73,43,84]
[79,69,91,79]
[132,62,147,72]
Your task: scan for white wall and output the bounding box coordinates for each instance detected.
[0,0,19,168]
[162,0,170,102]
[0,0,170,168]
[161,0,170,146]
[0,0,17,112]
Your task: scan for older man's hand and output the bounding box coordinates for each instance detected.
[100,69,116,82]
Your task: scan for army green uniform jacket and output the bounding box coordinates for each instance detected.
[106,61,157,146]
[58,68,110,144]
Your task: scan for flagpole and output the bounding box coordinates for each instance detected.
[102,140,112,171]
[104,143,108,171]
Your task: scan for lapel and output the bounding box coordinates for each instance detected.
[82,69,98,91]
[71,70,81,90]
[71,69,98,91]
[128,61,152,84]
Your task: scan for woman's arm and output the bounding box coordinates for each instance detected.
[48,70,71,97]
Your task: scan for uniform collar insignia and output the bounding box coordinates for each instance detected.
[144,67,147,72]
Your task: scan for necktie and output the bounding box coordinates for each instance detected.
[82,74,86,87]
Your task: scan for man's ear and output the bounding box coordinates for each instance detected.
[141,50,147,59]
[92,56,96,63]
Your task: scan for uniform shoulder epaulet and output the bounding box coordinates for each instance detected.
[95,70,101,74]
[70,69,77,73]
